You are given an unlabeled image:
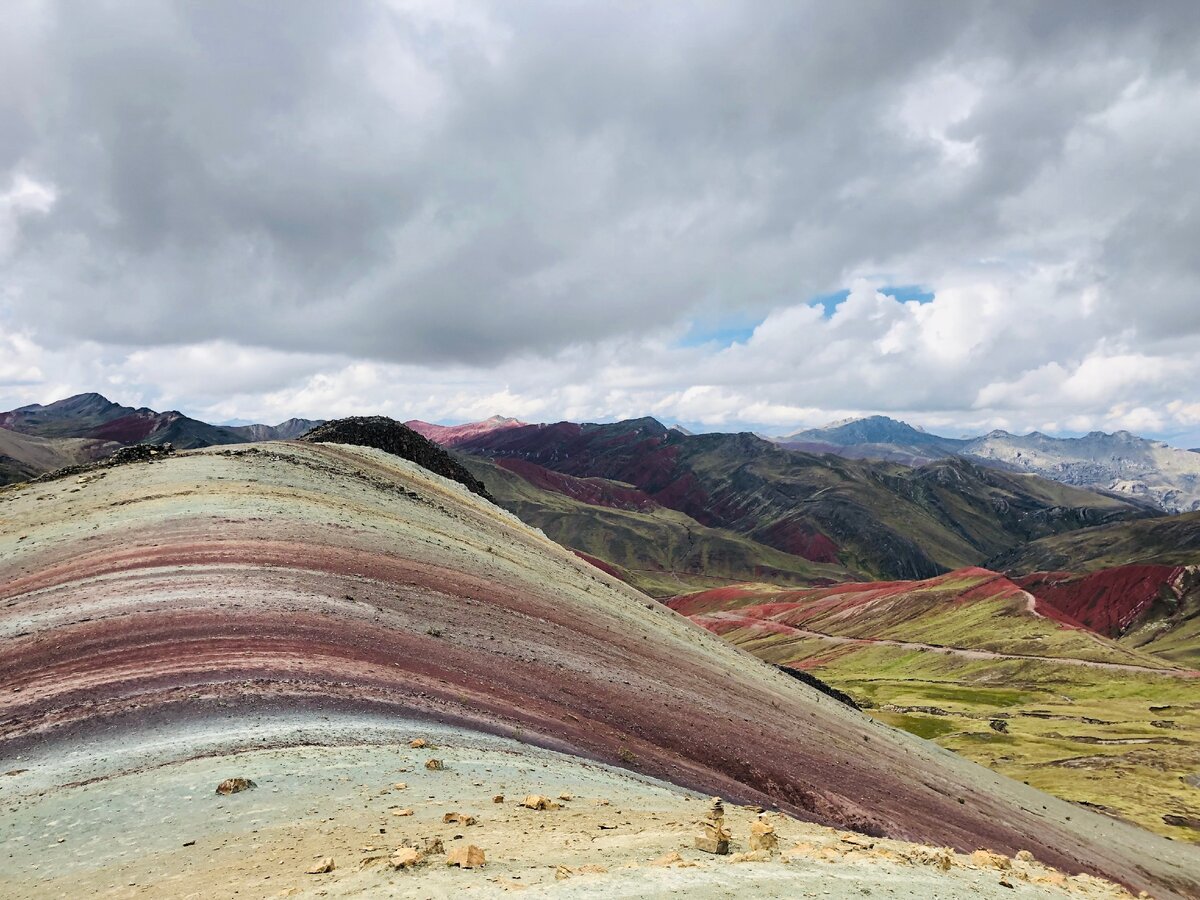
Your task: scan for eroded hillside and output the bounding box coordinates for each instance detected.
[3,442,1198,897]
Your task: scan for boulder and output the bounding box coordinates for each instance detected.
[749,817,778,852]
[446,845,486,868]
[390,847,423,869]
[971,849,1012,870]
[215,777,256,795]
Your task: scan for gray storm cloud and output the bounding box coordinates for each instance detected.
[1,1,1199,442]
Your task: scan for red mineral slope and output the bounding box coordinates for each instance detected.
[497,458,659,511]
[1015,565,1188,637]
[406,414,527,447]
[1,445,1197,897]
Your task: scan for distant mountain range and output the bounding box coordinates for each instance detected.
[0,393,322,484]
[3,394,1191,587]
[419,415,1155,584]
[777,415,1200,512]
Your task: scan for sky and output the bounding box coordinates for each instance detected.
[2,1,1199,445]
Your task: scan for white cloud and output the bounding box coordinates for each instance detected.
[0,2,1198,446]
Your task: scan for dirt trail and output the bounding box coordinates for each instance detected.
[707,611,1193,676]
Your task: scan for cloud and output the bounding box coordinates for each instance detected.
[1,1,1199,444]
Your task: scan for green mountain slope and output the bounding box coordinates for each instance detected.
[461,455,852,596]
[456,419,1154,581]
[668,571,1200,842]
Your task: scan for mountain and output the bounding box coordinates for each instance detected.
[406,414,526,446]
[0,427,116,485]
[962,429,1200,512]
[448,418,1152,581]
[0,394,329,476]
[225,417,324,441]
[991,511,1200,665]
[993,510,1200,573]
[668,569,1199,841]
[779,415,968,464]
[774,416,1200,512]
[461,454,853,596]
[2,436,1196,897]
[0,392,250,449]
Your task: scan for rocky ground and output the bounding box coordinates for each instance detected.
[1,720,1137,900]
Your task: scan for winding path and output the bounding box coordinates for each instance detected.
[702,611,1195,676]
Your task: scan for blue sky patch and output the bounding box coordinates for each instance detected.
[679,315,762,348]
[882,284,935,304]
[810,289,850,318]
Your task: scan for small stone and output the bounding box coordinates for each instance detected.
[410,738,429,748]
[730,850,772,863]
[521,794,560,810]
[392,782,407,790]
[446,845,486,868]
[305,857,335,874]
[650,851,685,867]
[558,792,573,802]
[1015,850,1035,863]
[391,808,414,817]
[443,812,477,826]
[492,794,505,804]
[555,865,573,880]
[425,759,445,771]
[422,837,445,855]
[215,777,256,795]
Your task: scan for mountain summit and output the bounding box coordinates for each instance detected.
[775,415,1200,512]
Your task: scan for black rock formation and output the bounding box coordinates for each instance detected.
[299,416,493,502]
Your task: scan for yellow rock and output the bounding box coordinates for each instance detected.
[392,782,407,790]
[446,844,486,868]
[443,812,477,826]
[305,857,335,874]
[521,794,560,810]
[730,850,772,863]
[650,851,685,867]
[425,758,444,771]
[391,808,414,817]
[749,817,778,852]
[390,847,423,869]
[971,849,1012,870]
[410,738,429,748]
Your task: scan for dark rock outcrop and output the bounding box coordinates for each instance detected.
[300,417,492,502]
[774,665,861,710]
